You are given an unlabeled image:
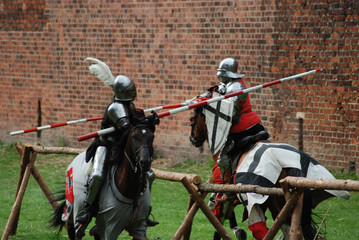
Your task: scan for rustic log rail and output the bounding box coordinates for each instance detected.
[2,143,359,240]
[281,176,359,191]
[197,182,284,196]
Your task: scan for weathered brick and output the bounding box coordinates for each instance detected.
[0,0,357,173]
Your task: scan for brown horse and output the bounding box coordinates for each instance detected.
[51,111,159,240]
[189,107,349,240]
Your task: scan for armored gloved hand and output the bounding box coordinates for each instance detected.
[147,111,160,125]
[218,83,226,95]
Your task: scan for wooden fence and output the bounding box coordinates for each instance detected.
[2,143,359,240]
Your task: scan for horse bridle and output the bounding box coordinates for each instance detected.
[123,124,154,173]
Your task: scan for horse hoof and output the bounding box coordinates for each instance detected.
[234,228,247,240]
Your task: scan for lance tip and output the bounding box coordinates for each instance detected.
[316,68,323,72]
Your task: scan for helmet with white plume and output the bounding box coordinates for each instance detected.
[84,57,136,101]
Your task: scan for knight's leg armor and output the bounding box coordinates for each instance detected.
[86,146,107,205]
[145,169,159,227]
[75,146,107,238]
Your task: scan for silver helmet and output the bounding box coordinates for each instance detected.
[113,75,137,101]
[216,58,245,83]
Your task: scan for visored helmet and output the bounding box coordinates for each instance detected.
[113,75,137,101]
[217,58,245,83]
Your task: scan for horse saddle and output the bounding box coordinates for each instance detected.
[229,130,269,174]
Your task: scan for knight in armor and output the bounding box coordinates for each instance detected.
[200,57,269,239]
[214,57,268,173]
[75,75,158,237]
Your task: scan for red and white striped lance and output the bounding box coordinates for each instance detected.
[144,101,193,113]
[10,117,102,136]
[9,101,194,136]
[77,68,322,141]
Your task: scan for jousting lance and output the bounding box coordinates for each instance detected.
[9,100,195,136]
[77,68,322,141]
[10,117,103,136]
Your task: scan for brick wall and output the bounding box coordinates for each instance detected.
[1,0,357,173]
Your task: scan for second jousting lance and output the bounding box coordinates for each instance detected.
[77,68,323,141]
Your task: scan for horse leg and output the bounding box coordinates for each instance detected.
[227,213,247,240]
[67,221,76,240]
[247,204,269,240]
[301,190,319,240]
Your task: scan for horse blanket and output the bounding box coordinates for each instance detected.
[62,151,151,240]
[234,142,350,215]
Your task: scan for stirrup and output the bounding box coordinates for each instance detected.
[76,209,91,224]
[75,209,92,238]
[147,214,159,227]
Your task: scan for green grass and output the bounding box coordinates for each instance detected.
[1,143,359,239]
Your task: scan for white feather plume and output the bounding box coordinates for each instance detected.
[85,57,115,87]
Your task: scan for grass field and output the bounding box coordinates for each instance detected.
[1,142,359,239]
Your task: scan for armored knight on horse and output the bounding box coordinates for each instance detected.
[53,58,160,239]
[192,57,270,239]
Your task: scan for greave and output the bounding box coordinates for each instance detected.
[86,146,107,206]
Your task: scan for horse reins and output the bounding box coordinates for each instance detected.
[123,124,154,173]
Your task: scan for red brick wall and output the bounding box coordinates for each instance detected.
[1,1,358,173]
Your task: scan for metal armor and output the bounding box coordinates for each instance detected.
[216,58,245,84]
[216,58,247,174]
[108,102,130,130]
[75,146,107,237]
[113,75,137,101]
[86,146,107,205]
[220,81,248,117]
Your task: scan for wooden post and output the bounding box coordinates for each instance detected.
[173,192,208,240]
[183,196,195,240]
[263,189,303,240]
[10,143,33,235]
[180,178,232,240]
[2,145,36,240]
[289,193,303,240]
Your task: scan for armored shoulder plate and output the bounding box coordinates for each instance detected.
[107,102,130,129]
[226,81,248,102]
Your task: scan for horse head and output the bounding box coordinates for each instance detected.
[116,110,159,199]
[125,110,159,173]
[189,107,208,148]
[127,124,155,173]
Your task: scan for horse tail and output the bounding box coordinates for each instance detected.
[301,190,326,240]
[49,190,66,232]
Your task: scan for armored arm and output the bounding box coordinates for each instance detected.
[107,102,130,131]
[225,81,248,115]
[198,91,212,99]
